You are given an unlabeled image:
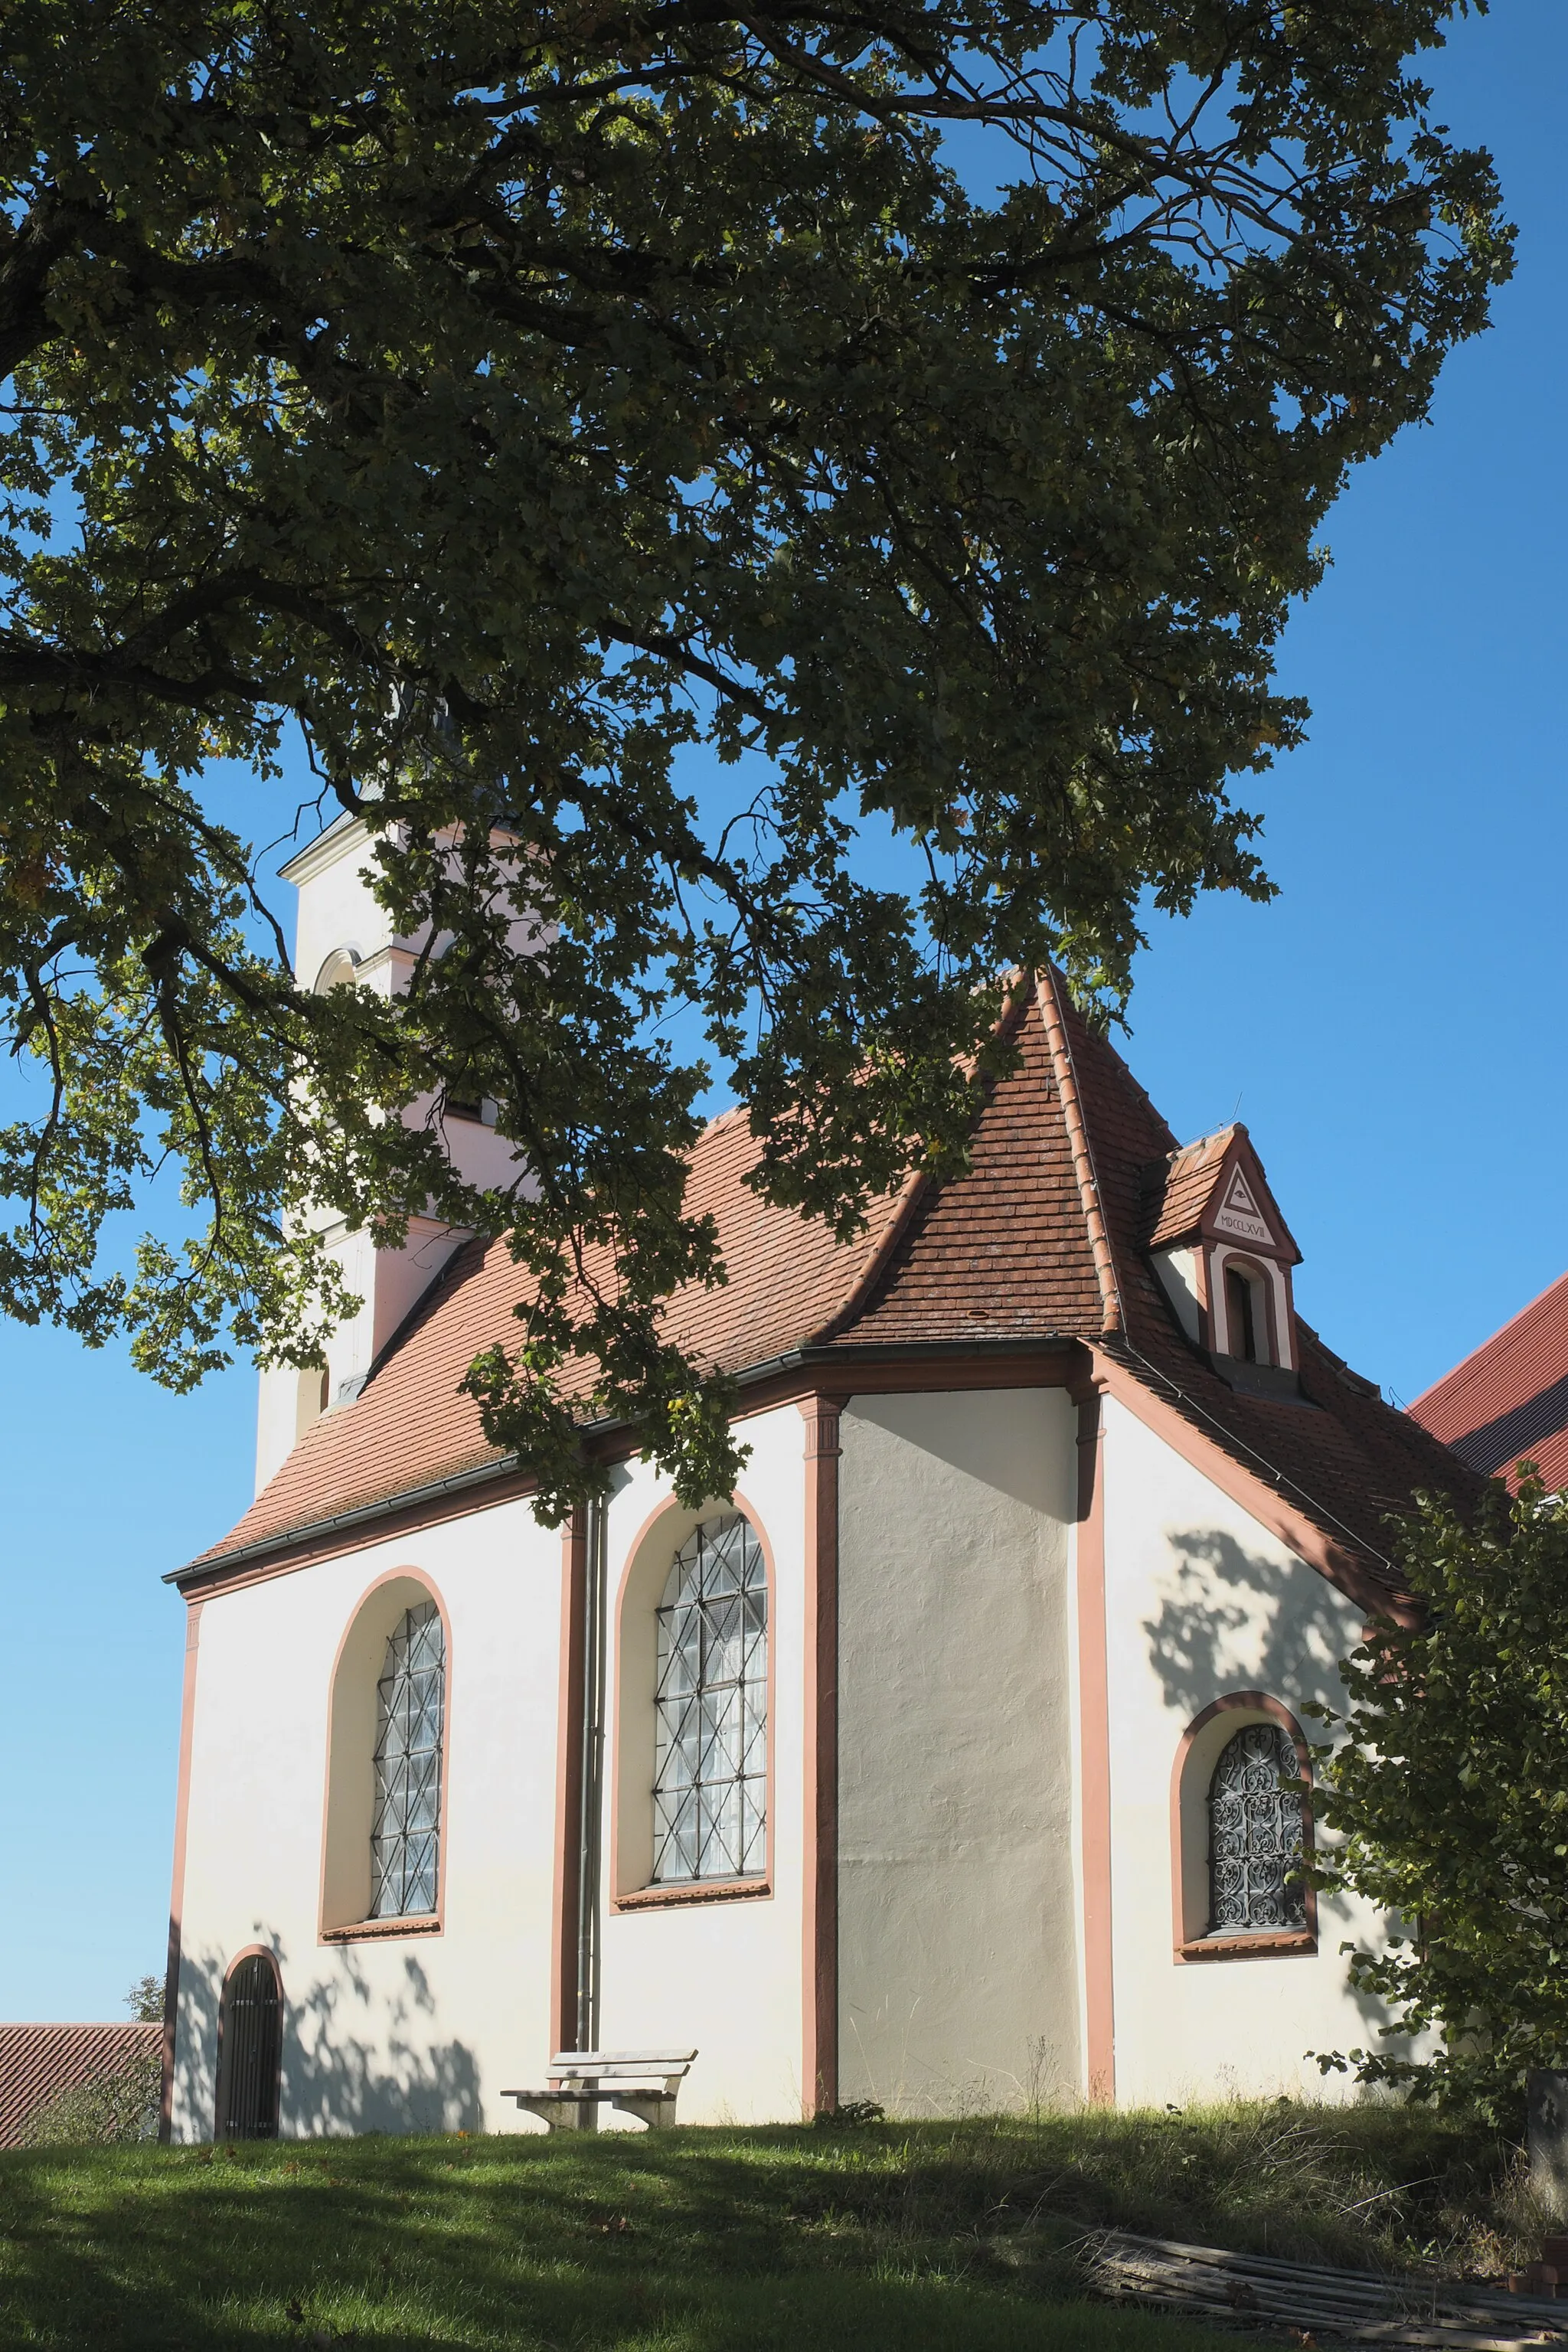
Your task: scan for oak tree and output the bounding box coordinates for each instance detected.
[0,2,1511,1514]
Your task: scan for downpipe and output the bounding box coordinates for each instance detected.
[575,1490,608,2073]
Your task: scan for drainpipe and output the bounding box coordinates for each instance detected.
[575,1491,608,2063]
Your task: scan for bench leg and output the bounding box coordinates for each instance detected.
[509,2095,599,2133]
[609,2092,678,2131]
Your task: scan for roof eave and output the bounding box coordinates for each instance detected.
[169,1331,1083,1589]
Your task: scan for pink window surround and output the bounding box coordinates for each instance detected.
[318,1568,452,1945]
[1170,1692,1318,1963]
[608,1491,778,1915]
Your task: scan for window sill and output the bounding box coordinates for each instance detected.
[321,1913,442,1944]
[1177,1929,1315,1962]
[614,1878,770,1913]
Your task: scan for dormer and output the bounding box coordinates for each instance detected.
[1143,1125,1303,1399]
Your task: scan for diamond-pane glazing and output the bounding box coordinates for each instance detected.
[652,1514,766,1883]
[371,1600,445,1919]
[1207,1722,1306,1932]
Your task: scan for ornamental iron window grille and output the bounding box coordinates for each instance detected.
[217,1951,283,2139]
[1207,1721,1307,1933]
[371,1600,444,1919]
[652,1514,766,1883]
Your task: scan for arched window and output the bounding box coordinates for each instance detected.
[1225,1264,1261,1361]
[371,1601,445,1919]
[313,945,361,993]
[216,1950,283,2140]
[1207,1723,1306,1932]
[652,1514,766,1883]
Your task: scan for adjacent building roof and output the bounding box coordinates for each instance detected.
[0,2022,160,2148]
[1408,1271,1568,1489]
[188,972,1474,1593]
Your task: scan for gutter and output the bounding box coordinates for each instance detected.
[168,1331,1079,1589]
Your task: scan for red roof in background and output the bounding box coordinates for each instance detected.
[1408,1270,1568,1490]
[188,972,1476,1589]
[0,2023,159,2148]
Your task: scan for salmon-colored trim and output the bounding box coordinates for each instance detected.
[1089,1347,1416,1623]
[1075,1389,1116,2104]
[159,1598,203,2142]
[615,1877,771,1912]
[1178,1931,1316,1962]
[316,1567,453,1943]
[214,1943,283,2142]
[801,1397,841,2117]
[606,1489,777,1909]
[550,1511,588,2053]
[1211,1250,1284,1370]
[320,1913,440,1943]
[1168,1693,1318,1962]
[1037,969,1123,1338]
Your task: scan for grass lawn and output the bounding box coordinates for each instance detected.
[0,2102,1543,2350]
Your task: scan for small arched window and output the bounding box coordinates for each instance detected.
[1208,1723,1306,1932]
[652,1514,766,1883]
[216,1950,283,2140]
[1225,1263,1268,1363]
[371,1601,445,1919]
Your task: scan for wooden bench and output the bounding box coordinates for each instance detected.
[502,2049,697,2133]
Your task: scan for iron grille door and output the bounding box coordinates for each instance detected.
[218,1954,282,2139]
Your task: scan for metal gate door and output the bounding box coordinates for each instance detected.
[217,1952,282,2139]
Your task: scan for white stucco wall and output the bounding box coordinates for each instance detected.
[835,1387,1081,2115]
[595,1405,809,2124]
[1102,1394,1393,2107]
[171,1494,564,2140]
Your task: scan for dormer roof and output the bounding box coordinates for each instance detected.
[1144,1125,1300,1263]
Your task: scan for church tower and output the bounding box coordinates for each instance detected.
[252,815,530,1493]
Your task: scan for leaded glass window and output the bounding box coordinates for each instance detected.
[652,1514,766,1883]
[371,1601,444,1918]
[1207,1722,1307,1932]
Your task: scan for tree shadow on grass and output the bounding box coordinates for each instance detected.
[0,2127,1240,2352]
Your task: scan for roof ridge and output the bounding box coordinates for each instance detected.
[1163,1121,1243,1162]
[1035,968,1123,1340]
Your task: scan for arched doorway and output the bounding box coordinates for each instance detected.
[215,1950,283,2139]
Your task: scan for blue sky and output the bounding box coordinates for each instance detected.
[3,1,1563,2020]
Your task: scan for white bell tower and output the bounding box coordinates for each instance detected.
[253,815,531,1494]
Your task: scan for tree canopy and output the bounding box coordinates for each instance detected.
[1309,1475,1568,2117]
[0,1,1510,1516]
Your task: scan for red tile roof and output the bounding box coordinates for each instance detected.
[190,972,1475,1589]
[1408,1271,1568,1490]
[0,2023,160,2148]
[1145,1129,1239,1249]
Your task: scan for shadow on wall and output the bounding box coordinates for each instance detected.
[1144,1527,1400,2069]
[1142,1527,1360,1726]
[176,1941,482,2141]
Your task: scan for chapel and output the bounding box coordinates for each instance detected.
[162,818,1472,2140]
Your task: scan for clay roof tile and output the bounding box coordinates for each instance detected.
[191,975,1477,1589]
